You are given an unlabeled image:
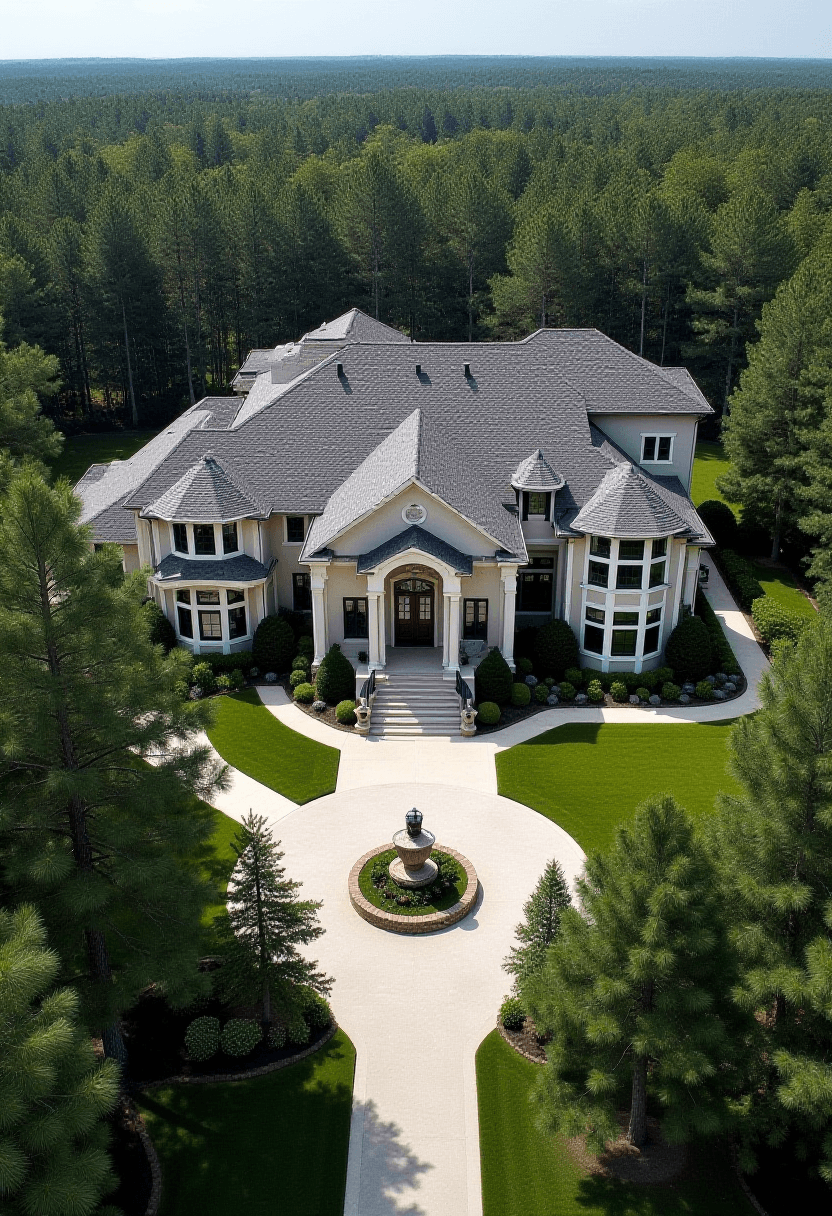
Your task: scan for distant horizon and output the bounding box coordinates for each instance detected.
[1,54,831,63]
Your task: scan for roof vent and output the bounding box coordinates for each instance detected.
[415,364,422,376]
[336,362,344,377]
[464,363,471,378]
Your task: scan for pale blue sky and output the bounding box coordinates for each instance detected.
[0,0,828,61]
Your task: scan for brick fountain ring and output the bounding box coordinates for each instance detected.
[349,808,479,935]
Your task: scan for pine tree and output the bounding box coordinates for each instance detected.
[0,468,227,1063]
[708,614,832,1172]
[0,325,62,471]
[215,812,330,1027]
[491,206,575,334]
[504,857,571,990]
[0,904,119,1216]
[526,795,748,1150]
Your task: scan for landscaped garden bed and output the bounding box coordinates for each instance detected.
[357,847,467,914]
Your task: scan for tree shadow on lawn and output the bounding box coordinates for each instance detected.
[352,1098,433,1215]
[573,1145,748,1216]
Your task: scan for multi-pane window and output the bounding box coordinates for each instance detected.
[518,555,556,612]
[583,604,605,654]
[644,607,662,655]
[173,587,250,644]
[222,522,239,554]
[193,524,216,555]
[524,492,550,518]
[199,611,222,641]
[590,535,611,559]
[616,540,644,590]
[293,573,312,612]
[172,522,189,554]
[588,560,609,588]
[176,589,193,638]
[286,516,305,543]
[463,599,488,640]
[611,629,637,656]
[343,597,369,638]
[642,434,673,462]
[649,538,667,587]
[228,606,247,639]
[616,564,643,590]
[196,590,220,605]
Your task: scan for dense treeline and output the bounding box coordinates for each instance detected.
[0,82,831,436]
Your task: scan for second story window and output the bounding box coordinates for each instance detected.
[172,522,188,554]
[222,522,239,554]
[523,492,551,520]
[286,516,305,543]
[193,524,216,556]
[642,434,674,463]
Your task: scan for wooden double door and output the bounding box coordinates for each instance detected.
[394,579,434,646]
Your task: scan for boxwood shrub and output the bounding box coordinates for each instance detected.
[192,661,216,693]
[297,635,314,656]
[563,666,584,688]
[475,648,513,706]
[695,680,714,700]
[336,699,357,725]
[511,682,531,707]
[587,679,604,702]
[533,682,550,703]
[293,682,315,704]
[661,682,681,701]
[664,615,713,682]
[751,596,809,647]
[220,1018,262,1057]
[500,996,526,1032]
[534,619,579,679]
[477,701,501,725]
[291,654,311,674]
[636,687,651,702]
[252,614,294,674]
[558,681,576,701]
[516,656,534,677]
[289,669,308,689]
[184,1016,220,1062]
[315,644,355,703]
[299,989,332,1029]
[610,681,628,702]
[718,549,764,610]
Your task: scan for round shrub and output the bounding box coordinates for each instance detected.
[477,701,501,725]
[474,648,514,706]
[299,990,332,1030]
[516,656,534,677]
[269,1024,287,1049]
[654,666,674,686]
[336,699,357,725]
[220,1018,261,1058]
[293,682,315,704]
[558,681,575,701]
[610,681,628,703]
[216,673,233,691]
[287,1016,310,1045]
[315,644,355,704]
[695,680,714,700]
[185,1016,220,1062]
[661,682,681,701]
[500,996,526,1032]
[586,679,604,702]
[563,667,583,689]
[623,672,642,691]
[252,614,295,675]
[698,499,738,549]
[229,669,245,690]
[141,599,177,653]
[192,661,216,694]
[511,682,531,707]
[289,669,308,689]
[664,615,713,682]
[636,687,651,702]
[534,618,579,679]
[297,634,314,656]
[534,682,549,703]
[291,654,311,674]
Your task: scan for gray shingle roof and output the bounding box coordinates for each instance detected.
[355,525,474,575]
[570,462,691,538]
[143,453,265,522]
[303,308,410,343]
[82,318,712,554]
[511,449,564,491]
[154,553,272,583]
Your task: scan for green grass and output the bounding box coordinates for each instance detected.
[136,1029,355,1216]
[749,561,816,620]
[691,439,736,507]
[357,848,467,914]
[206,688,339,804]
[49,430,158,485]
[496,722,741,854]
[477,1030,752,1216]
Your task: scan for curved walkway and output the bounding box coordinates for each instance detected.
[202,554,769,1216]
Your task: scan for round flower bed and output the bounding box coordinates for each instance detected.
[349,844,479,934]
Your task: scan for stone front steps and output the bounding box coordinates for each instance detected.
[368,670,461,736]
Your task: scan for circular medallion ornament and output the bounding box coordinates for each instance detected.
[402,503,427,525]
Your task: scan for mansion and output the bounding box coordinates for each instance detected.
[77,308,713,683]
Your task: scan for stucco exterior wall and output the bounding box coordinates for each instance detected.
[589,413,698,492]
[330,484,499,559]
[121,544,140,573]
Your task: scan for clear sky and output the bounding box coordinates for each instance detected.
[0,0,829,61]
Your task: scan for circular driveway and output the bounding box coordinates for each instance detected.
[270,782,586,1216]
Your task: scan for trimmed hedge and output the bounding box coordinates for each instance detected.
[315,644,355,704]
[751,597,809,647]
[717,549,764,611]
[289,669,308,689]
[475,648,514,706]
[695,588,740,674]
[534,618,579,679]
[252,614,294,674]
[187,651,254,676]
[664,615,712,682]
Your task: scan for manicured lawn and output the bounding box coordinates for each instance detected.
[691,438,735,507]
[750,561,817,619]
[496,722,741,854]
[477,1030,751,1216]
[137,1030,355,1216]
[50,429,158,485]
[206,688,340,804]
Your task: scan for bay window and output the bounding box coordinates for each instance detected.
[581,535,673,668]
[222,522,239,554]
[176,589,193,638]
[193,524,216,556]
[172,586,250,646]
[173,522,189,554]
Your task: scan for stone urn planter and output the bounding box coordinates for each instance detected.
[354,700,371,734]
[460,705,478,736]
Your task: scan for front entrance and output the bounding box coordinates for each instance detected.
[394,579,434,646]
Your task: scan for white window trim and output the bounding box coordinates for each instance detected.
[579,535,672,671]
[640,432,676,464]
[172,585,252,653]
[284,515,307,546]
[169,521,242,560]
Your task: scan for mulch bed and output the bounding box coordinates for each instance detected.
[497,1014,549,1064]
[566,1113,689,1187]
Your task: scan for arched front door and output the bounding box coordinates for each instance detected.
[394,579,434,646]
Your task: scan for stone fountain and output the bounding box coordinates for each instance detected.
[389,808,438,888]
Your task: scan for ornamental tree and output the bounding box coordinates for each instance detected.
[504,857,572,991]
[0,468,227,1064]
[214,811,331,1029]
[0,904,119,1216]
[526,795,749,1150]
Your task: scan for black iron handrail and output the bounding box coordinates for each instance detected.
[456,669,473,708]
[359,668,376,704]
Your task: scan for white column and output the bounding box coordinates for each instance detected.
[310,565,328,667]
[684,546,701,610]
[563,539,575,626]
[446,594,462,673]
[442,594,451,668]
[499,565,518,671]
[670,540,687,628]
[367,592,381,669]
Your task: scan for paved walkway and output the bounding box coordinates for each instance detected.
[202,553,769,1216]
